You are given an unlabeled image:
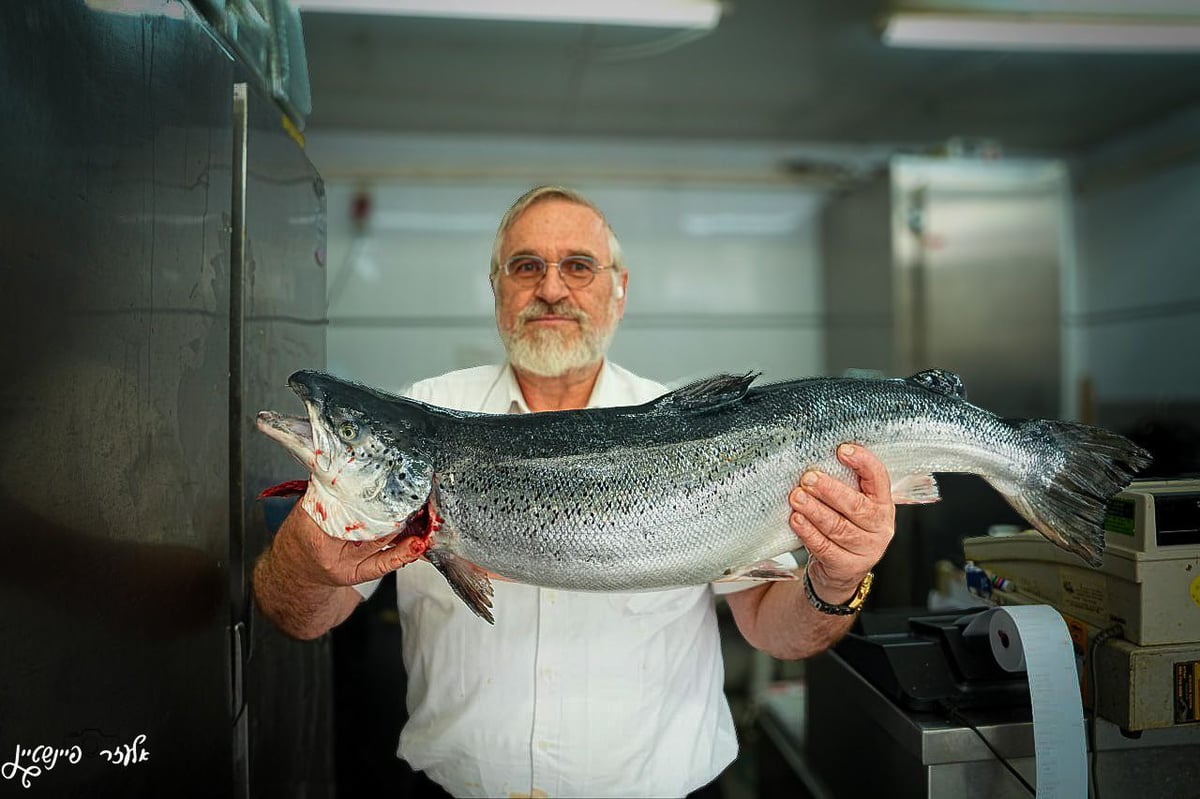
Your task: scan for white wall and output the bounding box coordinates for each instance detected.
[1070,104,1200,417]
[301,123,1199,424]
[304,133,853,393]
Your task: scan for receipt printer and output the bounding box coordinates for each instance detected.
[833,608,1031,712]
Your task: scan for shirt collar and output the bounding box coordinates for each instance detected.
[500,360,614,414]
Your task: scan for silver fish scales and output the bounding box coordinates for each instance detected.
[257,368,1151,623]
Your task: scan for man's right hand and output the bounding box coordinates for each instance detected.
[252,502,425,640]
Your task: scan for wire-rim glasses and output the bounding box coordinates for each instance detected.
[501,255,615,289]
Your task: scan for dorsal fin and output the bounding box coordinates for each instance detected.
[656,372,758,411]
[906,368,967,400]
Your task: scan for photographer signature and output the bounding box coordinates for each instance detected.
[1,734,148,789]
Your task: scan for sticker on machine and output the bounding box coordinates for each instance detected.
[1057,568,1107,620]
[1176,661,1200,724]
[1063,614,1090,707]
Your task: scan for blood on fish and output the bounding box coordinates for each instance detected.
[256,479,308,500]
[314,502,327,521]
[345,521,365,533]
[393,498,439,547]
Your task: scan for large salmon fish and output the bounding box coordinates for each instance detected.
[256,369,1150,623]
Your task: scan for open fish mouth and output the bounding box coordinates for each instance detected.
[256,411,315,464]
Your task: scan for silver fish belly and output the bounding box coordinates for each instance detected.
[436,435,803,592]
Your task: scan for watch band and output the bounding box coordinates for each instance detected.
[803,567,874,616]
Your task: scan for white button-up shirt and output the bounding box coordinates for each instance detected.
[358,361,742,798]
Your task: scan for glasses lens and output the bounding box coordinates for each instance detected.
[558,257,598,288]
[505,256,546,284]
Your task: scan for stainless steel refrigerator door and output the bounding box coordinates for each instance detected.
[236,80,334,797]
[890,157,1066,420]
[0,2,235,794]
[821,157,1069,607]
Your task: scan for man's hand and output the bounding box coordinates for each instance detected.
[252,502,425,640]
[278,504,427,588]
[787,443,895,604]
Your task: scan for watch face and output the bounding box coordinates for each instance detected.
[848,572,874,609]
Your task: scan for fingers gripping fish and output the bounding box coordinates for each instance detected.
[256,369,1151,624]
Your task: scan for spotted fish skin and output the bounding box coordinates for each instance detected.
[257,369,1151,623]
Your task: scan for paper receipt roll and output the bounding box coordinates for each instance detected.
[965,605,1087,798]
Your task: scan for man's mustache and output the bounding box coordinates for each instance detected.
[516,300,588,328]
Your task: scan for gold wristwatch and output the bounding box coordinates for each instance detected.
[803,568,874,616]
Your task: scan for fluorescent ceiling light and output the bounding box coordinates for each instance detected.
[882,12,1200,52]
[291,0,723,29]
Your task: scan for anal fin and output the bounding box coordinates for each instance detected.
[426,549,496,624]
[892,473,941,505]
[715,560,799,583]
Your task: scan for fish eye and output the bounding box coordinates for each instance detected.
[337,421,359,441]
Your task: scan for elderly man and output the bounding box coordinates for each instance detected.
[253,185,895,798]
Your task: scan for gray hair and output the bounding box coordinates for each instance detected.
[489,185,625,284]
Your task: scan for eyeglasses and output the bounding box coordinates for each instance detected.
[501,255,615,289]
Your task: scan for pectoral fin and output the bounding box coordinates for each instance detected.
[715,560,799,582]
[426,549,496,624]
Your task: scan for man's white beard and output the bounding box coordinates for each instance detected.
[502,299,617,378]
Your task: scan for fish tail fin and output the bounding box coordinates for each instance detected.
[1001,420,1152,566]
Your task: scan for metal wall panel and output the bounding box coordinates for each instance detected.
[0,2,234,794]
[821,175,897,377]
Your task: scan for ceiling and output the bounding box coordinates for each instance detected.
[298,0,1200,155]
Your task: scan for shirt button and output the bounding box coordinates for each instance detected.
[544,590,558,603]
[537,740,550,752]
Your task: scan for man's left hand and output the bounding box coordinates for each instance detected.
[787,443,895,604]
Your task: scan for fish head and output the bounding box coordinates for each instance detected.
[256,370,434,540]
